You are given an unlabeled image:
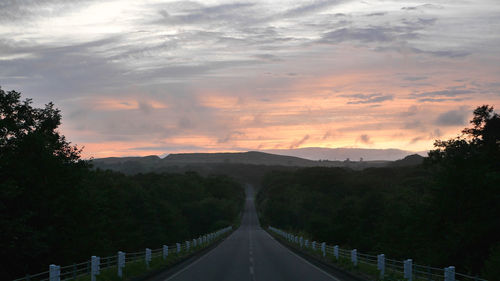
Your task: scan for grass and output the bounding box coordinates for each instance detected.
[269,231,420,281]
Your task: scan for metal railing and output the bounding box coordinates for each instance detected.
[269,226,486,281]
[13,226,233,281]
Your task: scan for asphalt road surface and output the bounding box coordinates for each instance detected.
[160,185,345,281]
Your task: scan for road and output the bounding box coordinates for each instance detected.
[159,185,345,281]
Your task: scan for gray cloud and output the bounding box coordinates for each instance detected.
[418,98,466,103]
[283,0,343,18]
[0,0,497,156]
[319,16,438,45]
[366,12,387,17]
[254,54,282,62]
[415,89,475,98]
[404,76,428,81]
[322,130,337,140]
[402,4,443,11]
[401,105,419,117]
[342,93,394,104]
[0,0,97,22]
[157,2,256,25]
[404,120,424,130]
[376,46,470,58]
[321,27,395,43]
[357,134,372,144]
[436,108,469,126]
[289,135,310,149]
[218,131,245,144]
[409,136,424,144]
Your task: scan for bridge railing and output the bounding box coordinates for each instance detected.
[12,226,232,281]
[268,226,486,281]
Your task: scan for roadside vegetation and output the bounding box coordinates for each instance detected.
[0,87,245,279]
[257,105,500,278]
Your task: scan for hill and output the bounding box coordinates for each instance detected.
[262,147,427,161]
[390,154,425,167]
[163,151,320,166]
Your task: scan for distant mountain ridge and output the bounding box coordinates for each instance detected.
[262,147,427,161]
[91,150,425,183]
[163,151,317,166]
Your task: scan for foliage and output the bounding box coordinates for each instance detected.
[0,87,244,279]
[257,105,499,276]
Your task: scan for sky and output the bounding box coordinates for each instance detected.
[1,0,499,158]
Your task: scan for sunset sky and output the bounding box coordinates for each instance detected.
[1,0,499,158]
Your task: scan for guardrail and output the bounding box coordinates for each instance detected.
[269,226,486,281]
[13,226,232,281]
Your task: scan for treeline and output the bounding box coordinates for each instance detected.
[257,105,499,278]
[0,88,245,279]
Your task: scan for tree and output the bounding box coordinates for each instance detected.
[426,105,499,273]
[1,87,87,278]
[428,105,500,166]
[1,86,245,279]
[0,87,83,164]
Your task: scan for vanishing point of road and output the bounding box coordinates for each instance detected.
[149,185,351,281]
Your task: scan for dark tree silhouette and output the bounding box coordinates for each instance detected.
[257,105,499,276]
[1,87,244,279]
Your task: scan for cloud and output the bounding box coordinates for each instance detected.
[322,130,337,140]
[436,108,469,126]
[357,134,373,144]
[283,0,343,18]
[319,17,438,45]
[0,0,98,22]
[409,136,424,144]
[401,105,419,117]
[320,27,395,43]
[1,0,498,158]
[376,46,470,58]
[404,76,427,81]
[342,93,394,104]
[156,2,256,25]
[418,98,466,103]
[402,4,443,11]
[404,120,424,130]
[218,131,245,143]
[289,135,310,149]
[430,128,442,138]
[366,12,387,17]
[254,54,282,62]
[415,89,475,98]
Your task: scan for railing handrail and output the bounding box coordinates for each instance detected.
[12,226,233,281]
[268,226,487,281]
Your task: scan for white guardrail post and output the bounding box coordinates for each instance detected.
[377,254,385,279]
[404,259,413,281]
[49,264,60,281]
[351,249,357,266]
[163,245,169,260]
[145,248,152,268]
[445,266,455,281]
[176,243,181,253]
[91,256,100,281]
[117,251,125,278]
[264,227,474,281]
